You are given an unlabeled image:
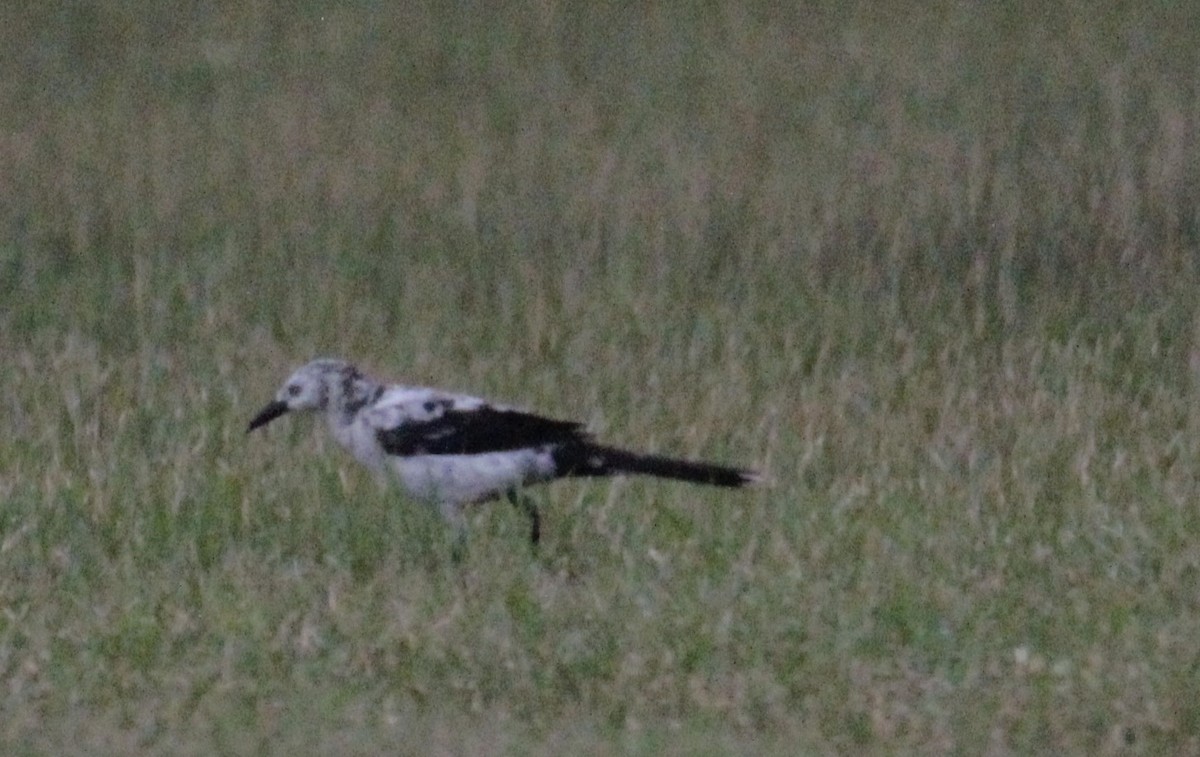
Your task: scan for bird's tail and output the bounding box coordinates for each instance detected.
[553,444,759,488]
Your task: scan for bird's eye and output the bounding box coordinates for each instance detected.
[286,384,302,397]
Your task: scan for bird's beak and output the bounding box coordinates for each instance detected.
[247,400,289,432]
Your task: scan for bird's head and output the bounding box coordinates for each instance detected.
[247,358,359,432]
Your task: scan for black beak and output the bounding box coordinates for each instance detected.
[247,400,289,432]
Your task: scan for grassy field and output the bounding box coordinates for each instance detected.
[3,1,1200,753]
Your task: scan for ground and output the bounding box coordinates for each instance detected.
[2,2,1199,753]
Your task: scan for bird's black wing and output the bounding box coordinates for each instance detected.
[376,406,590,456]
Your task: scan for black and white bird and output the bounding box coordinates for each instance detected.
[247,358,759,544]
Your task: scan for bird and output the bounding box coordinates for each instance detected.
[247,358,759,545]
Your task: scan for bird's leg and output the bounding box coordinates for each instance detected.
[438,500,470,562]
[506,490,540,546]
[449,529,468,564]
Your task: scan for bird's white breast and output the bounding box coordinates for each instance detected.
[329,413,389,475]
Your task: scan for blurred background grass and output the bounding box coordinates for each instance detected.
[2,1,1200,753]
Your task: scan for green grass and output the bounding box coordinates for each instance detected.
[3,1,1200,753]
